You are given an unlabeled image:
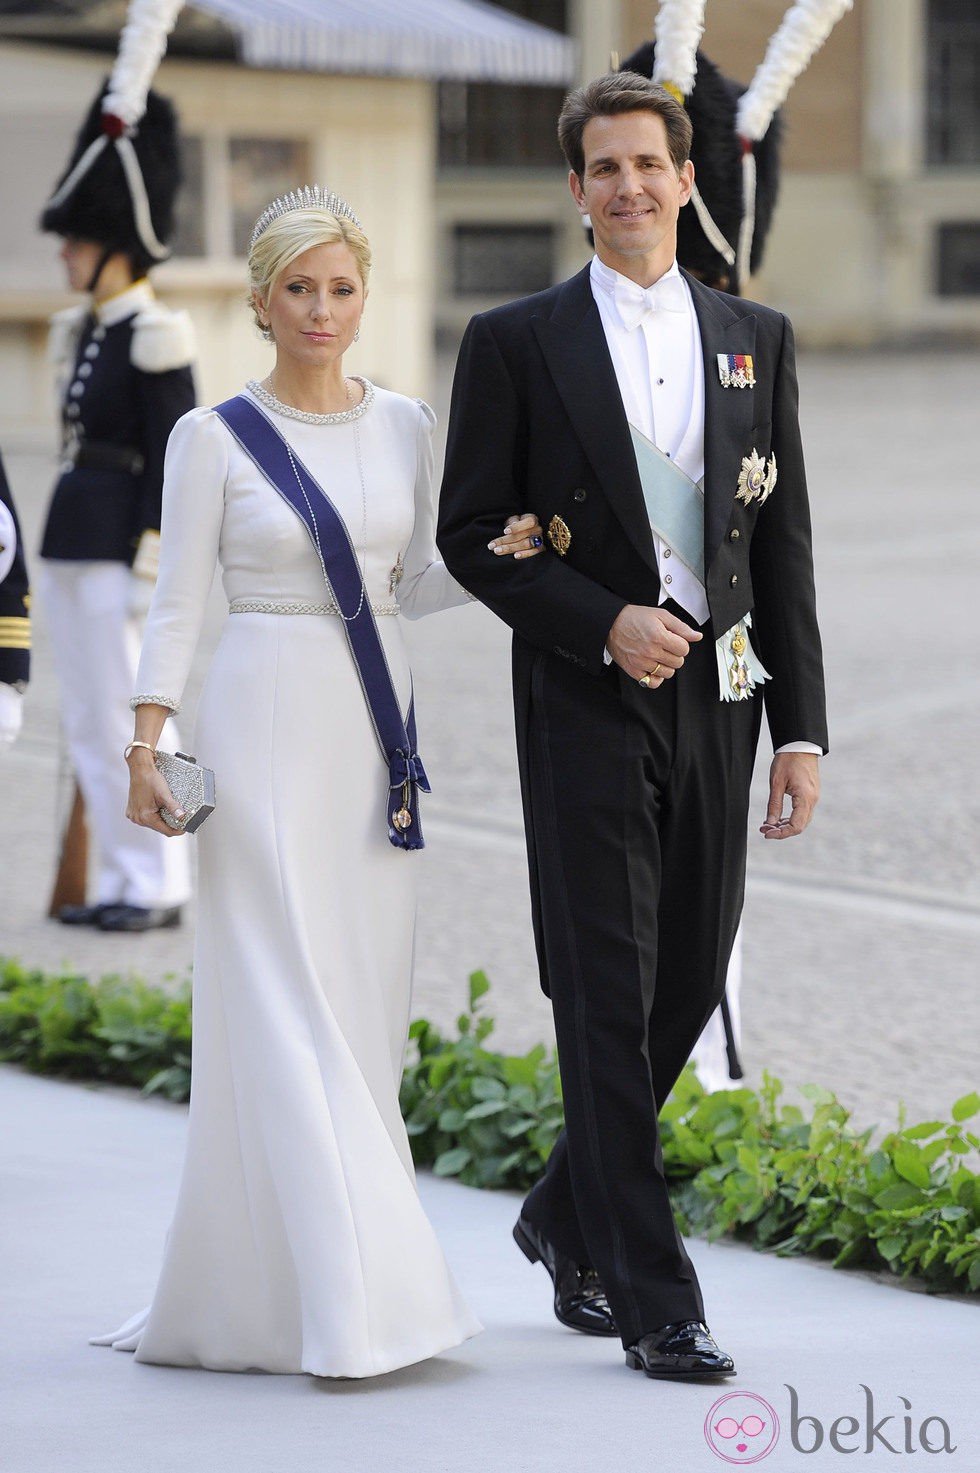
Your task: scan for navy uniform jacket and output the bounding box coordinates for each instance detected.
[40,283,196,566]
[0,453,30,687]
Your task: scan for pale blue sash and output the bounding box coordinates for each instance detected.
[629,422,770,702]
[628,424,704,584]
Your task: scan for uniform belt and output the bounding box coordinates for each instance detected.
[70,442,145,475]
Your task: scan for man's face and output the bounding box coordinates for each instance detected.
[569,110,693,282]
[60,237,104,293]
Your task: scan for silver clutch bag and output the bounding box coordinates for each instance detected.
[154,749,216,833]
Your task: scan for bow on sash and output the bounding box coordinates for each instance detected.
[214,393,430,851]
[614,273,688,331]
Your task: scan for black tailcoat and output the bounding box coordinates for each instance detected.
[438,264,828,1343]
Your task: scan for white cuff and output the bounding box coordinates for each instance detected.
[774,741,822,755]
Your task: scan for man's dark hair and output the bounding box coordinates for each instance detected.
[558,71,693,180]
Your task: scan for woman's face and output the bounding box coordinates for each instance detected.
[256,241,364,372]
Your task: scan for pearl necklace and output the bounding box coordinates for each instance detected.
[248,376,370,623]
[246,375,374,424]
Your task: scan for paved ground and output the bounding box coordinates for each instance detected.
[1,346,979,1471]
[3,1065,978,1473]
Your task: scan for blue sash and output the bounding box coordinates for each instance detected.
[214,393,429,851]
[629,424,705,583]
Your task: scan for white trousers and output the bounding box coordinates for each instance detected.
[38,560,191,908]
[689,925,743,1092]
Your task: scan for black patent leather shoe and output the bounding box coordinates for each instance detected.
[58,903,113,926]
[513,1216,618,1337]
[626,1321,736,1379]
[97,904,182,933]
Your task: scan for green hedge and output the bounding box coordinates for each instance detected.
[0,957,191,1101]
[2,958,978,1294]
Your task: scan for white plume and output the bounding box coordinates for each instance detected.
[650,0,707,97]
[103,0,185,125]
[736,0,853,142]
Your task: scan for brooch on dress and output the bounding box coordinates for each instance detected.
[388,554,404,595]
[736,448,777,506]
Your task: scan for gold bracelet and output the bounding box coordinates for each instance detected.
[124,740,157,761]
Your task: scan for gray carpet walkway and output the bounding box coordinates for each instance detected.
[3,1065,978,1473]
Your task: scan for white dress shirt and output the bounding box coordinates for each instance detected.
[591,255,819,757]
[590,254,709,626]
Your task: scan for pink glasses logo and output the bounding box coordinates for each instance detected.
[705,1391,780,1464]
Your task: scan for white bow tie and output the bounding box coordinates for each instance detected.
[614,274,688,331]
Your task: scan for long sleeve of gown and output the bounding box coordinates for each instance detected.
[395,401,473,621]
[132,408,227,712]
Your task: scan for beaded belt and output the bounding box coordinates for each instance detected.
[229,598,400,616]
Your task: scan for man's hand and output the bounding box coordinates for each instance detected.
[607,604,702,686]
[760,752,820,839]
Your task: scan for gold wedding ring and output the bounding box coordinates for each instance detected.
[639,662,662,688]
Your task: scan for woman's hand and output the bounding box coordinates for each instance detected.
[487,513,544,561]
[125,748,185,836]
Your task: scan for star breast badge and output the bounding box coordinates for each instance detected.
[736,448,777,506]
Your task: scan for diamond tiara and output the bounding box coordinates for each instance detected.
[249,185,362,251]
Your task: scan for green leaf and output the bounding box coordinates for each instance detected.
[901,1121,946,1140]
[891,1144,932,1190]
[875,1234,906,1262]
[968,1259,980,1292]
[463,1099,509,1120]
[433,1147,472,1177]
[873,1181,926,1210]
[468,970,491,1010]
[469,1076,507,1102]
[952,1091,980,1122]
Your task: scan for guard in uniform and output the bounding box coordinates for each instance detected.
[0,454,30,750]
[37,82,194,931]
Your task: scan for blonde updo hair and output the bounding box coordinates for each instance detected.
[247,208,372,338]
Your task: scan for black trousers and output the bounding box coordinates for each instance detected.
[520,615,760,1347]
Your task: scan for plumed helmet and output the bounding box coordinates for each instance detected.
[40,83,182,274]
[619,41,782,293]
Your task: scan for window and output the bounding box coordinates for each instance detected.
[926,0,980,165]
[936,222,980,295]
[170,137,206,258]
[229,139,311,256]
[453,224,555,295]
[169,135,311,258]
[438,0,568,169]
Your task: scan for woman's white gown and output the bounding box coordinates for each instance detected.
[94,382,482,1376]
